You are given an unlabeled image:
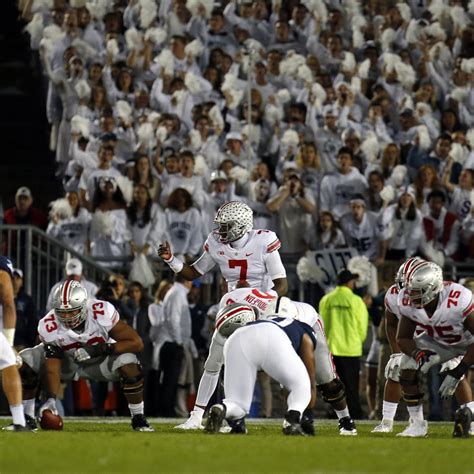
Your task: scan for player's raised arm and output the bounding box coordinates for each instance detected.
[157,240,203,280]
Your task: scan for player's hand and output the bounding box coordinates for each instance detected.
[73,344,112,363]
[40,398,58,416]
[411,349,441,374]
[439,362,469,399]
[13,348,23,368]
[157,241,173,261]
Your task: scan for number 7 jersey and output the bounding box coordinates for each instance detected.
[398,282,474,347]
[192,229,286,291]
[38,299,119,350]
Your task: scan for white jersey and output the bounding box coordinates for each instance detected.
[218,288,278,314]
[38,299,119,352]
[192,229,286,291]
[398,282,474,348]
[339,211,381,260]
[384,284,401,319]
[449,187,472,221]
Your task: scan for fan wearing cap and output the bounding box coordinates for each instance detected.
[3,187,47,230]
[158,201,288,296]
[339,194,385,265]
[320,147,368,220]
[46,258,98,312]
[319,269,369,419]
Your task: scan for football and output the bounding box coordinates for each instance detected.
[39,410,63,431]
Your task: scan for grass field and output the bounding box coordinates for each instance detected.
[0,418,471,474]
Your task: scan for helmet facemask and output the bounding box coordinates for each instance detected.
[213,202,253,244]
[55,305,87,330]
[53,280,88,330]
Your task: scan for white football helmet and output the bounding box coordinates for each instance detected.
[53,280,88,329]
[213,201,253,243]
[405,261,443,307]
[395,257,425,290]
[215,302,257,337]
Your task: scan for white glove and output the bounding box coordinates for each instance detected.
[73,347,93,363]
[384,353,402,381]
[412,350,441,374]
[40,397,58,416]
[439,374,461,399]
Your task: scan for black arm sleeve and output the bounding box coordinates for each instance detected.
[44,344,65,359]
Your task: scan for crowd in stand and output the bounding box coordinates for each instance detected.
[5,0,473,417]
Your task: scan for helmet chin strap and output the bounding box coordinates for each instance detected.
[229,232,250,249]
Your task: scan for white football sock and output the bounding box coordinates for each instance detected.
[461,401,474,412]
[23,399,35,418]
[193,406,204,421]
[382,401,398,422]
[407,404,424,421]
[10,404,26,427]
[335,407,350,419]
[129,402,144,417]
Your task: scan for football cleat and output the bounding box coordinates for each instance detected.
[204,404,226,434]
[339,416,357,436]
[371,420,393,433]
[131,414,154,432]
[453,407,472,438]
[228,417,247,434]
[301,409,315,436]
[396,419,428,437]
[2,424,36,433]
[2,415,38,432]
[282,410,305,436]
[174,411,204,430]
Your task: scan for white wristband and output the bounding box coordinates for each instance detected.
[3,328,15,346]
[165,255,184,273]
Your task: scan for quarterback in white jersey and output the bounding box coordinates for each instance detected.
[396,261,474,438]
[158,201,288,295]
[19,280,154,432]
[176,285,357,435]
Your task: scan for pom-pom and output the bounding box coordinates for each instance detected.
[71,38,97,59]
[242,124,261,146]
[396,3,411,23]
[406,19,420,44]
[424,22,446,42]
[264,104,284,126]
[155,49,174,75]
[350,77,361,94]
[352,27,365,49]
[281,129,300,148]
[461,58,474,74]
[209,105,224,132]
[155,126,168,143]
[391,165,407,187]
[32,0,54,8]
[296,252,326,283]
[297,64,313,83]
[147,111,161,125]
[311,82,327,108]
[184,38,205,57]
[381,28,396,51]
[194,154,209,177]
[416,125,431,150]
[137,122,154,146]
[139,0,157,28]
[303,0,328,23]
[449,142,466,165]
[279,53,306,77]
[450,5,468,30]
[24,13,43,44]
[189,129,202,151]
[276,88,291,104]
[70,0,86,7]
[86,0,109,20]
[144,27,167,45]
[466,129,474,149]
[186,0,214,18]
[450,87,469,103]
[49,198,73,220]
[71,115,90,138]
[379,185,396,203]
[347,255,373,287]
[116,100,133,124]
[116,175,133,204]
[229,166,250,185]
[184,71,202,95]
[74,79,91,100]
[394,62,416,89]
[106,38,119,59]
[91,210,115,237]
[341,52,356,73]
[357,58,370,79]
[361,132,379,163]
[125,28,143,51]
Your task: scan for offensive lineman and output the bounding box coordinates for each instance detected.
[397,261,474,438]
[176,285,357,435]
[0,256,30,431]
[372,257,473,435]
[19,280,154,431]
[204,303,316,436]
[158,201,288,295]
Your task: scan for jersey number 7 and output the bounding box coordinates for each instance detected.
[229,259,248,281]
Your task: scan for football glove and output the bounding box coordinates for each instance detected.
[40,397,58,416]
[411,349,441,374]
[439,362,469,399]
[73,343,114,363]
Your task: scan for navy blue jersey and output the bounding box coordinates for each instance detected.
[0,256,13,278]
[249,317,317,353]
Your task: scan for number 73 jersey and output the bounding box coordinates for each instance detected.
[38,299,119,351]
[398,282,474,347]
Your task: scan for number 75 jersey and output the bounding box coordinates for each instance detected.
[398,282,474,348]
[38,299,119,351]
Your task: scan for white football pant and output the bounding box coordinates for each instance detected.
[223,323,311,419]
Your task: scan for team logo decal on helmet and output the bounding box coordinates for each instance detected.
[53,280,88,329]
[215,302,257,337]
[213,201,253,243]
[405,261,443,307]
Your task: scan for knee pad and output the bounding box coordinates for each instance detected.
[19,363,38,391]
[120,365,144,396]
[402,392,424,406]
[318,378,345,405]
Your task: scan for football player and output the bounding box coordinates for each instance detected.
[372,258,473,435]
[0,256,30,431]
[18,280,154,432]
[158,201,288,295]
[203,303,316,436]
[176,285,357,435]
[396,261,474,438]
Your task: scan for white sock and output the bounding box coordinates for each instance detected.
[382,401,398,422]
[335,407,350,419]
[461,401,474,412]
[10,404,26,427]
[193,406,205,421]
[23,399,35,418]
[407,405,424,421]
[129,402,144,417]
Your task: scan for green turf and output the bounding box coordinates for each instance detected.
[0,420,471,474]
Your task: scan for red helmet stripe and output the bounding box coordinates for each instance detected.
[62,279,73,307]
[216,305,251,330]
[405,261,429,285]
